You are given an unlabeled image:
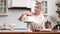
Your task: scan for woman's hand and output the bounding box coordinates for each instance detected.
[23,13,32,16]
[18,12,32,21]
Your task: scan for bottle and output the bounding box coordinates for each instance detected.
[45,20,51,29]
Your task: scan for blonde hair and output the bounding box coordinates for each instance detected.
[31,1,41,14]
[36,1,41,4]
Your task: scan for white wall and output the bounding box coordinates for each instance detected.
[46,0,58,28]
[0,9,29,28]
[47,0,57,16]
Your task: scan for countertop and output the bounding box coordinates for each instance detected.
[0,31,60,34]
[0,30,30,32]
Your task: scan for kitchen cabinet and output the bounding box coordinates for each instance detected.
[41,0,48,16]
[11,0,27,7]
[0,0,8,15]
[9,0,33,8]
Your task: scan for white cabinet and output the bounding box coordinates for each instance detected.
[9,0,33,8]
[41,0,48,16]
[0,0,8,15]
[11,0,27,7]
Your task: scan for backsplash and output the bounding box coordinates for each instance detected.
[0,9,57,29]
[0,9,29,29]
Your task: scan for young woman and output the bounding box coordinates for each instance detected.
[18,1,45,32]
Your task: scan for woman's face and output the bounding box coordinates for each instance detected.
[34,3,41,14]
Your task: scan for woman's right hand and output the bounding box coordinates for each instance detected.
[18,12,32,21]
[23,13,31,16]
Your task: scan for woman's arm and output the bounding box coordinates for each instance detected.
[18,14,25,21]
[18,12,32,21]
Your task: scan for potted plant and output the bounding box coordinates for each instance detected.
[53,1,60,30]
[53,15,60,30]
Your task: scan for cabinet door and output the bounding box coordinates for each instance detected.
[11,0,27,7]
[0,0,8,15]
[41,0,48,16]
[0,0,3,13]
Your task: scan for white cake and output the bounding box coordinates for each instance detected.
[24,16,34,22]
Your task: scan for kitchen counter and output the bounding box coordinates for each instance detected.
[0,30,29,32]
[0,30,60,34]
[0,31,60,34]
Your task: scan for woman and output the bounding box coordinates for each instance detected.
[18,1,45,32]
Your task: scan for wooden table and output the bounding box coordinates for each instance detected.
[0,31,60,34]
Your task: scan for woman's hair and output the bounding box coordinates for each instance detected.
[36,1,41,4]
[31,1,41,14]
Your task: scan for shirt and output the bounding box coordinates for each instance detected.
[21,11,45,30]
[30,13,45,29]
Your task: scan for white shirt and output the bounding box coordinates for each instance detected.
[32,14,44,23]
[21,11,45,29]
[23,13,45,29]
[31,13,45,29]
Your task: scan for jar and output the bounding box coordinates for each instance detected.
[45,20,51,29]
